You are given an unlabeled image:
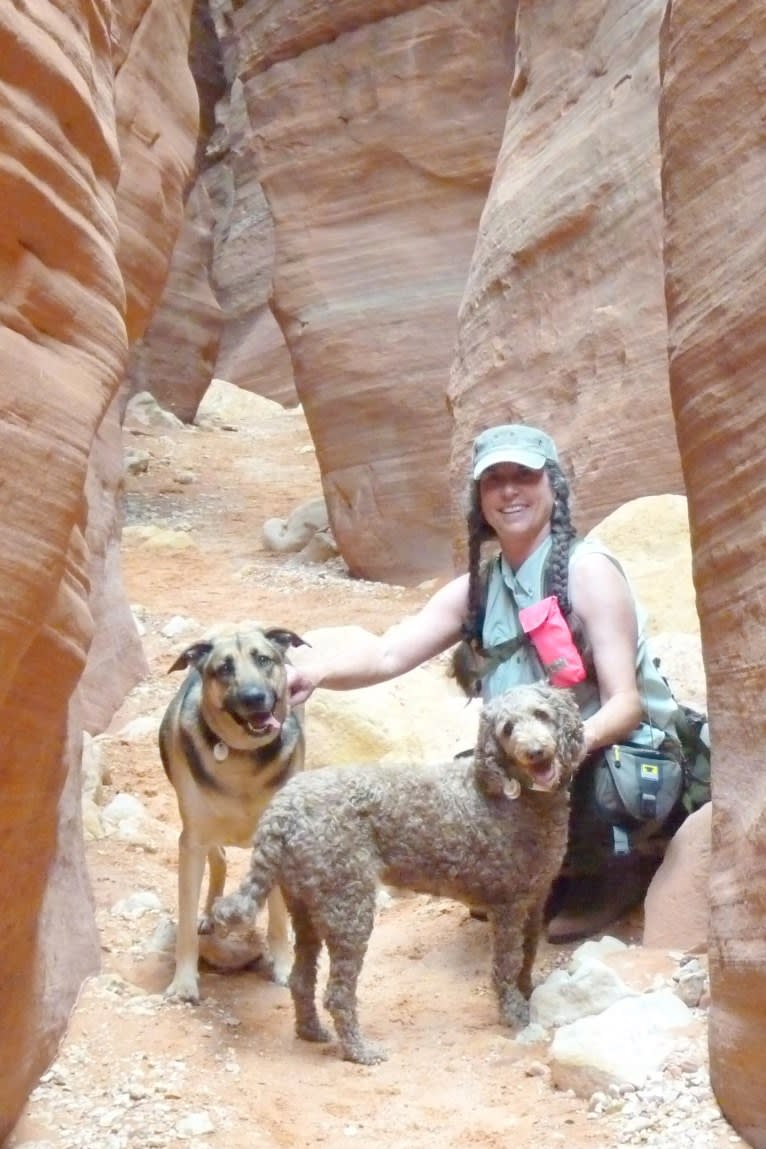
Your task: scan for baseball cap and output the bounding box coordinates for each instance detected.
[472,424,559,480]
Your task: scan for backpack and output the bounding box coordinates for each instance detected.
[673,701,712,814]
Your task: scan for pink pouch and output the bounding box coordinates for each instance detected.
[517,596,586,687]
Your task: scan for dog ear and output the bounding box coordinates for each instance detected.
[551,688,587,768]
[474,752,509,799]
[167,641,215,673]
[264,628,310,653]
[472,706,509,799]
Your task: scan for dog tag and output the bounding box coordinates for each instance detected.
[503,778,521,800]
[213,741,229,762]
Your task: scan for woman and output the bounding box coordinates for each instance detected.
[288,423,684,942]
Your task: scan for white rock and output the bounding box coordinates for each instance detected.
[147,915,177,953]
[514,1022,549,1045]
[175,1111,215,1138]
[102,793,146,826]
[81,733,106,801]
[125,449,151,475]
[131,609,147,637]
[673,967,707,1008]
[568,935,628,970]
[124,391,184,431]
[161,615,196,638]
[549,988,697,1097]
[114,712,162,742]
[112,891,163,919]
[530,957,636,1028]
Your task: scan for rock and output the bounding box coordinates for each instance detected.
[125,449,151,475]
[194,378,287,428]
[111,891,163,920]
[530,958,637,1029]
[549,989,699,1097]
[292,627,481,767]
[160,616,197,638]
[262,496,329,554]
[287,526,339,565]
[124,392,185,433]
[102,793,148,828]
[643,803,711,951]
[114,712,163,742]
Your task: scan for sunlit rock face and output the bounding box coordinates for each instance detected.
[79,393,150,734]
[0,0,198,1137]
[124,1,229,421]
[205,77,299,410]
[211,0,517,582]
[659,3,766,1146]
[447,0,683,555]
[124,180,224,421]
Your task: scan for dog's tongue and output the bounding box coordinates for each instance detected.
[246,713,280,735]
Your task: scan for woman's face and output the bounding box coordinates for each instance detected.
[478,462,555,557]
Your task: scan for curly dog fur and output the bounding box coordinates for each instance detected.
[213,684,585,1063]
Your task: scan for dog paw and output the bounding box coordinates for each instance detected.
[266,947,293,986]
[197,913,214,936]
[497,988,530,1028]
[342,1040,388,1066]
[296,1019,332,1044]
[164,975,201,1004]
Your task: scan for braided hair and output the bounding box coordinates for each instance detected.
[460,459,587,660]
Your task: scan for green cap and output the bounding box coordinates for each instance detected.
[472,424,558,479]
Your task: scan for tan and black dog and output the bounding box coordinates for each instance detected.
[159,624,307,1002]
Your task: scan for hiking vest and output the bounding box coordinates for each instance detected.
[480,536,680,751]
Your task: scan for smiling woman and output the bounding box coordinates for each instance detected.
[285,422,688,944]
[476,457,554,568]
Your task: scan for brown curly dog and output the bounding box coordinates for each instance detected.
[212,683,585,1064]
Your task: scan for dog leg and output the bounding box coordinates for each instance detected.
[518,899,546,1001]
[323,907,385,1065]
[198,845,227,934]
[264,886,293,986]
[289,905,331,1045]
[489,908,530,1028]
[166,836,208,1002]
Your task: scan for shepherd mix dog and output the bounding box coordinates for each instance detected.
[159,624,307,1002]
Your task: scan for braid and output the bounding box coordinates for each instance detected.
[544,460,577,615]
[461,482,495,648]
[545,460,592,668]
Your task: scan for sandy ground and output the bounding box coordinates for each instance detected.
[8,389,733,1149]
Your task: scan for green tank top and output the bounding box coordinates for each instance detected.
[481,536,680,750]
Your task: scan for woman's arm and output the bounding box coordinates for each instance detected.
[287,573,470,704]
[569,552,643,754]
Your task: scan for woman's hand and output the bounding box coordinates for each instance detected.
[286,663,318,707]
[282,574,470,702]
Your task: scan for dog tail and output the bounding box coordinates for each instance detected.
[213,809,286,931]
[239,826,284,913]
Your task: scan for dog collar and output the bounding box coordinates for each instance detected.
[506,778,558,797]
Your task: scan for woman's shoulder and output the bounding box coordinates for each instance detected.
[569,536,625,573]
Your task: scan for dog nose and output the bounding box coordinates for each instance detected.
[238,687,271,712]
[525,744,549,763]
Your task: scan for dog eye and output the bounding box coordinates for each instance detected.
[213,656,235,679]
[532,709,550,723]
[500,719,514,738]
[252,653,272,669]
